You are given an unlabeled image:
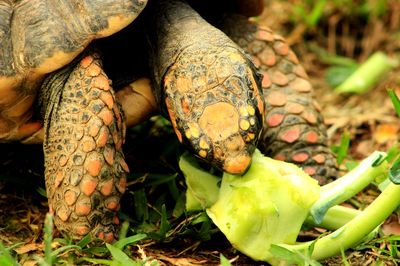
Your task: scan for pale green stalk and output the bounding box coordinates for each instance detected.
[310,151,387,223]
[282,182,400,261]
[335,52,398,94]
[305,205,360,230]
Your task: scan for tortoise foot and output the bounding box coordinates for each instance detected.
[42,52,128,240]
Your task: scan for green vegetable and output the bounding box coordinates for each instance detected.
[180,149,398,264]
[335,52,398,94]
[206,151,320,262]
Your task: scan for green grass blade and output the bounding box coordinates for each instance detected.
[333,131,351,165]
[50,245,81,257]
[82,246,109,255]
[106,243,139,266]
[0,242,20,266]
[388,89,400,117]
[76,234,92,248]
[307,0,327,27]
[389,157,400,184]
[269,245,308,265]
[43,213,54,265]
[219,254,232,266]
[113,234,147,250]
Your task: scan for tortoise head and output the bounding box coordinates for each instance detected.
[163,46,264,175]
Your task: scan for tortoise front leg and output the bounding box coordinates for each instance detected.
[41,52,128,241]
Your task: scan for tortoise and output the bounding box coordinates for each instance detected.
[0,0,337,241]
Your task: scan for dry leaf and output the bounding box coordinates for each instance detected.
[374,123,399,144]
[14,243,40,254]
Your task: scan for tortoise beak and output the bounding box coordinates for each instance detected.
[222,153,252,175]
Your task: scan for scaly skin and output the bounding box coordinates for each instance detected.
[41,53,128,241]
[218,15,338,184]
[0,0,147,142]
[147,0,265,174]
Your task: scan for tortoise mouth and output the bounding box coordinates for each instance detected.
[222,153,252,174]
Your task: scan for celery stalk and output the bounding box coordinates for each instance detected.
[335,52,398,94]
[306,205,361,230]
[310,151,387,224]
[282,182,400,261]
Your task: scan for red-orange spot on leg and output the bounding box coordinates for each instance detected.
[287,51,299,64]
[93,75,110,90]
[86,159,102,177]
[292,152,309,163]
[105,233,114,243]
[303,111,317,124]
[96,128,109,148]
[100,92,114,109]
[80,56,94,68]
[103,146,115,165]
[257,29,274,42]
[57,207,70,222]
[100,179,114,196]
[75,226,90,236]
[97,231,105,240]
[65,190,77,206]
[258,47,276,66]
[281,128,300,143]
[119,159,129,173]
[89,124,101,137]
[87,63,102,77]
[267,113,284,127]
[80,176,98,196]
[59,155,68,167]
[54,171,64,188]
[305,131,319,143]
[113,216,120,225]
[273,41,289,56]
[304,166,316,176]
[82,138,96,152]
[76,203,91,216]
[117,177,127,194]
[107,200,119,210]
[98,108,114,126]
[291,78,312,92]
[273,153,286,161]
[271,70,289,86]
[313,154,326,164]
[286,103,305,114]
[261,72,271,88]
